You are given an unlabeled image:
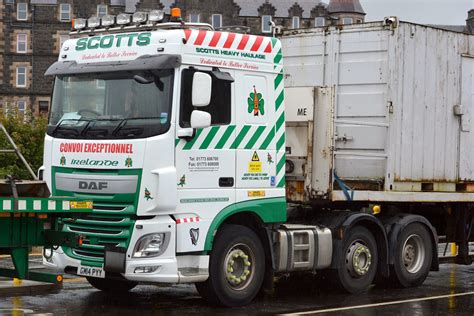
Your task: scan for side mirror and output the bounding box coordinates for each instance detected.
[192,72,212,107]
[190,110,211,129]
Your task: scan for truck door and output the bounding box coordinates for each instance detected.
[174,68,236,252]
[459,56,474,181]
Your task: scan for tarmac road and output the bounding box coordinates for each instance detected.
[1,256,474,315]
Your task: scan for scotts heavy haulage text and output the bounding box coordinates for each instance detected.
[75,32,151,51]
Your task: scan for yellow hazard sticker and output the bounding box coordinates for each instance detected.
[251,151,260,161]
[247,190,266,197]
[248,162,262,173]
[70,201,93,209]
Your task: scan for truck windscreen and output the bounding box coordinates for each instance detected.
[47,69,174,139]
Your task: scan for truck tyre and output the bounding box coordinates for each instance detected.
[86,277,137,292]
[391,223,432,288]
[195,224,265,307]
[334,226,378,293]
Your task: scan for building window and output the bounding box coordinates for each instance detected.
[59,3,71,22]
[292,16,300,29]
[261,15,272,33]
[189,13,200,23]
[59,34,69,48]
[39,101,49,114]
[17,100,26,114]
[17,33,27,53]
[5,0,15,4]
[342,17,353,25]
[356,19,363,24]
[315,17,325,27]
[212,14,222,28]
[17,3,28,21]
[16,67,27,87]
[97,5,108,17]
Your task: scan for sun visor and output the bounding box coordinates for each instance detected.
[45,54,181,76]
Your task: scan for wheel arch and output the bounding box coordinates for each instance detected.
[383,214,439,271]
[330,213,390,278]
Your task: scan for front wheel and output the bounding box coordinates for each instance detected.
[390,223,433,288]
[86,277,137,292]
[195,224,265,307]
[334,226,378,293]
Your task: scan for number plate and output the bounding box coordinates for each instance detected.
[77,265,105,278]
[70,201,93,209]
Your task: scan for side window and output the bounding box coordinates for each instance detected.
[180,69,232,128]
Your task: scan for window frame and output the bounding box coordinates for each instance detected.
[179,69,232,128]
[211,14,222,28]
[315,17,325,27]
[292,16,300,29]
[16,66,27,88]
[17,3,28,21]
[342,17,353,25]
[17,100,26,113]
[97,4,108,17]
[59,3,71,22]
[261,15,272,33]
[189,13,200,23]
[16,33,27,53]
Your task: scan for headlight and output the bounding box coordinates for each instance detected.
[133,233,169,258]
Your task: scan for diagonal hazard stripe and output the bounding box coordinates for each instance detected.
[277,175,286,188]
[183,128,203,150]
[199,126,220,150]
[175,139,180,147]
[274,73,283,89]
[276,133,285,151]
[276,90,284,111]
[277,154,286,174]
[276,112,285,132]
[231,125,251,149]
[215,125,236,149]
[244,126,266,149]
[259,128,275,150]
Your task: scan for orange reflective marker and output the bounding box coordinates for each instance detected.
[56,275,63,282]
[171,8,181,18]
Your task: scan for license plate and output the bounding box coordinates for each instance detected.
[70,201,93,209]
[77,265,105,278]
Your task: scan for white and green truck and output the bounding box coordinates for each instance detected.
[42,11,474,306]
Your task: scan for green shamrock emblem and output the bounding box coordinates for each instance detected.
[247,86,265,116]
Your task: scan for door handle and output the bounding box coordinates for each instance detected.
[219,177,234,187]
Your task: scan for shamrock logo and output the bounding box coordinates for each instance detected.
[247,86,265,116]
[125,157,133,168]
[60,155,66,166]
[144,188,153,201]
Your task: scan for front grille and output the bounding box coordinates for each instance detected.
[62,202,135,263]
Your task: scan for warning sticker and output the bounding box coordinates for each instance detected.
[248,190,266,197]
[248,151,262,172]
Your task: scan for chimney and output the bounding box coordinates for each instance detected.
[467,9,474,34]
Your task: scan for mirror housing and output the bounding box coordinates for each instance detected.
[190,110,211,129]
[192,72,212,107]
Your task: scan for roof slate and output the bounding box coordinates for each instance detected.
[234,0,327,18]
[327,0,365,14]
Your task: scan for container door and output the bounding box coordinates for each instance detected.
[459,56,474,181]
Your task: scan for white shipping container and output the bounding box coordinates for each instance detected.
[281,20,474,202]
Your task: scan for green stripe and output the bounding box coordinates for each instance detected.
[275,90,284,111]
[244,126,266,149]
[230,125,251,149]
[183,128,203,150]
[199,126,220,150]
[274,74,283,89]
[215,125,236,149]
[277,176,286,188]
[175,139,180,147]
[276,112,285,132]
[276,134,285,151]
[259,128,275,150]
[274,50,283,65]
[277,154,286,173]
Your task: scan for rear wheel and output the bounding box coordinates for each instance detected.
[391,223,432,287]
[195,224,265,307]
[334,226,378,293]
[86,277,137,292]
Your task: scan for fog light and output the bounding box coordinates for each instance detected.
[148,10,164,22]
[88,17,100,28]
[133,233,169,258]
[101,15,115,27]
[72,18,87,30]
[134,266,159,274]
[117,13,131,25]
[133,12,147,24]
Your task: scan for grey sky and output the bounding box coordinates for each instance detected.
[361,0,473,25]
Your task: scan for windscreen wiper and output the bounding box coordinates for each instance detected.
[112,117,162,137]
[52,119,81,136]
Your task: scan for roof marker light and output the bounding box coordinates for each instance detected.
[72,18,87,30]
[133,12,148,24]
[117,13,131,25]
[148,10,164,22]
[101,15,115,27]
[87,16,101,28]
[171,8,181,19]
